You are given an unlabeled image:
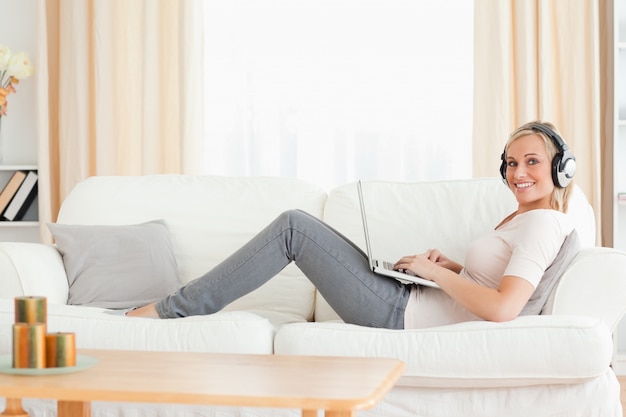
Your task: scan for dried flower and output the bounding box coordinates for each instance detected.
[0,45,34,117]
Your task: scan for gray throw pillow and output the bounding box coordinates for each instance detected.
[520,230,580,316]
[48,220,180,309]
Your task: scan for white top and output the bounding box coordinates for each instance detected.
[404,209,574,329]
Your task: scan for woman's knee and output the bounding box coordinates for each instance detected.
[279,208,311,222]
[274,209,322,232]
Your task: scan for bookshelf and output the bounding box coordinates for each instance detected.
[0,165,39,242]
[0,0,39,242]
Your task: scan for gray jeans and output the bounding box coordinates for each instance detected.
[156,209,411,329]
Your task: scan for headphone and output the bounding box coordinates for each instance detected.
[499,123,576,188]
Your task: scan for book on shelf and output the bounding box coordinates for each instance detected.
[0,170,28,215]
[2,171,38,221]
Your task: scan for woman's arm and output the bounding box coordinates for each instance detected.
[394,254,535,322]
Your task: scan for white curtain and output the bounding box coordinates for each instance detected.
[473,0,604,244]
[36,0,206,242]
[200,0,474,191]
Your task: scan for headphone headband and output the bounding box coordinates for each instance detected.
[527,123,569,152]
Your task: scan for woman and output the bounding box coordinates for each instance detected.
[128,121,576,329]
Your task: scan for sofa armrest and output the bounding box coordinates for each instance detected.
[0,243,69,304]
[544,247,626,332]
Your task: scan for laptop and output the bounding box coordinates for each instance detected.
[357,181,440,289]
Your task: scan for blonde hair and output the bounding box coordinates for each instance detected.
[504,121,573,213]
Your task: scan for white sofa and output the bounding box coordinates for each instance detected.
[1,175,625,417]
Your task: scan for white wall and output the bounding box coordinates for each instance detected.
[0,0,38,165]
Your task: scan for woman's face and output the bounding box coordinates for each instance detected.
[504,134,555,212]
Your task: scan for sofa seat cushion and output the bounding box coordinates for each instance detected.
[0,299,275,355]
[274,315,613,388]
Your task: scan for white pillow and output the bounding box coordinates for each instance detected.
[48,220,180,309]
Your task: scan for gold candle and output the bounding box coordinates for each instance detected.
[12,323,46,368]
[14,296,47,324]
[46,332,76,367]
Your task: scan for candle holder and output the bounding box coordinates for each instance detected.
[11,296,77,369]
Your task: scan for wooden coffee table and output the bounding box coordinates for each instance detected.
[0,349,404,417]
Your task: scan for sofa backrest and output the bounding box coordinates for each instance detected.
[55,175,596,324]
[315,178,596,321]
[56,175,328,322]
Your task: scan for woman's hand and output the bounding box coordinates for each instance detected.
[394,249,463,277]
[421,249,464,273]
[393,253,433,279]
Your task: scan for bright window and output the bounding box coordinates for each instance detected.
[202,0,473,190]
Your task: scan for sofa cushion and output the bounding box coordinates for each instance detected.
[521,230,580,315]
[0,299,275,355]
[274,315,613,388]
[48,220,180,309]
[55,175,327,322]
[316,178,596,322]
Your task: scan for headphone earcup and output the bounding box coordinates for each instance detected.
[552,151,576,188]
[499,152,508,185]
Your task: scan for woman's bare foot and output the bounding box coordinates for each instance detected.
[126,303,160,318]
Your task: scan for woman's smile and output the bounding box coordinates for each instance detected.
[515,181,535,190]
